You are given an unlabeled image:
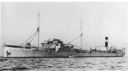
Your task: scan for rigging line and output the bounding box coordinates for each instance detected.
[29,31,38,42]
[71,44,81,48]
[19,31,38,45]
[68,34,81,43]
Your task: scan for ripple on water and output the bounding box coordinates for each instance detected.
[0,65,30,71]
[0,57,128,71]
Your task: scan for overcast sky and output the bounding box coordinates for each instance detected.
[1,2,127,50]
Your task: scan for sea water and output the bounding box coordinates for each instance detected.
[0,56,128,71]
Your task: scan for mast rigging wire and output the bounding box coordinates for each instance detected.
[19,30,38,46]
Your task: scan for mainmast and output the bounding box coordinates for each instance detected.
[66,17,83,49]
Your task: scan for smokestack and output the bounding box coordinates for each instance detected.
[105,37,108,47]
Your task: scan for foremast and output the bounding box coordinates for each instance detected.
[37,10,40,49]
[80,18,83,49]
[19,10,41,50]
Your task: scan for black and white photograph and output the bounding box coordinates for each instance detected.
[0,1,128,71]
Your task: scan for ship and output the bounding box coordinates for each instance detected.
[1,12,125,58]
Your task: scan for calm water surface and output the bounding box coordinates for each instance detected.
[0,56,128,71]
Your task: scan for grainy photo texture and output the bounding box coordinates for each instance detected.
[0,2,128,71]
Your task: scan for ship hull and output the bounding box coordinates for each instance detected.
[73,52,124,57]
[2,47,125,58]
[3,47,72,58]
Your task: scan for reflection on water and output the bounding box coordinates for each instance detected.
[0,57,128,71]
